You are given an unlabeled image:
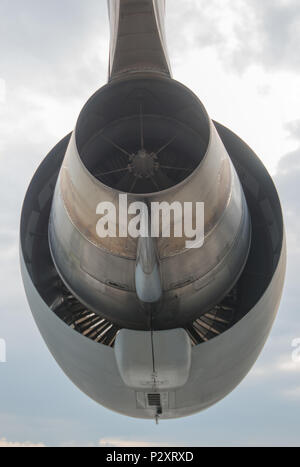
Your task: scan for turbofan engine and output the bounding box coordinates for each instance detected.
[20,0,286,420]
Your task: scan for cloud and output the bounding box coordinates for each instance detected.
[284,119,300,141]
[0,0,108,98]
[274,122,300,267]
[169,0,300,74]
[250,356,300,381]
[229,0,300,72]
[0,437,45,447]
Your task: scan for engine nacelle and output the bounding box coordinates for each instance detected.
[20,0,286,420]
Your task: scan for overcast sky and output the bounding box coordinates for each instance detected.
[0,0,300,447]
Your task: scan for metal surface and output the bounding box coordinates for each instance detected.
[108,0,171,80]
[48,76,251,329]
[20,122,286,419]
[114,328,191,390]
[135,234,162,304]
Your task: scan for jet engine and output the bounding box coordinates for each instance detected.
[20,0,286,420]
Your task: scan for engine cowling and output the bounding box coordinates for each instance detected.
[20,0,286,420]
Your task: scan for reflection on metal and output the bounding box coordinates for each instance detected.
[135,214,162,305]
[108,0,171,80]
[49,76,251,330]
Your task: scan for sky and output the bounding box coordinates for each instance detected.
[0,0,300,447]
